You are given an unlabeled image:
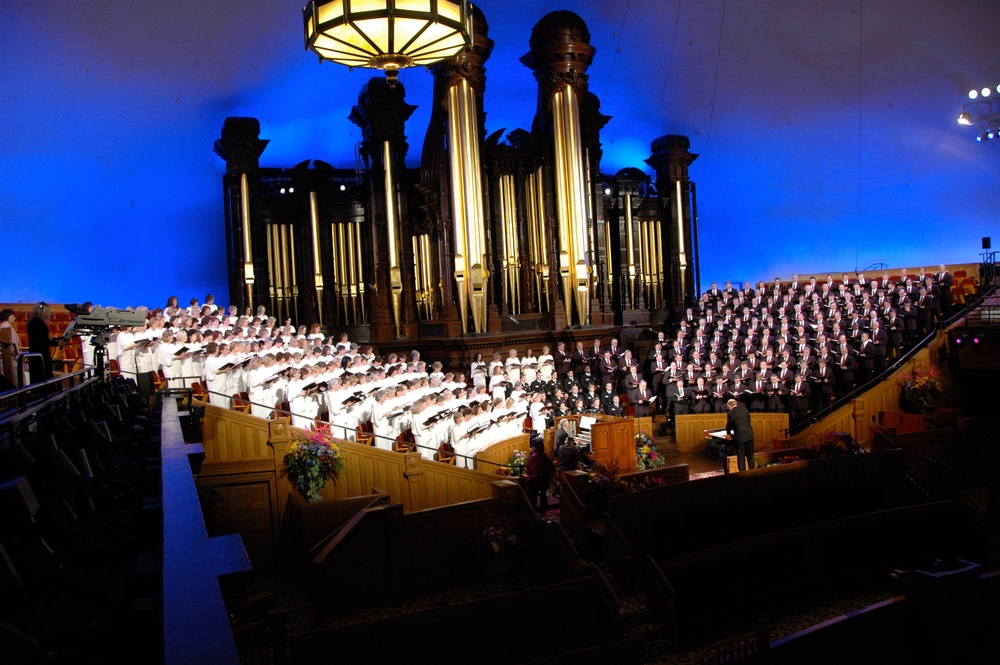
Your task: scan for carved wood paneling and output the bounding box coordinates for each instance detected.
[474,434,531,471]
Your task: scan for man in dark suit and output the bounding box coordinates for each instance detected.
[633,380,655,417]
[936,265,954,318]
[726,398,755,471]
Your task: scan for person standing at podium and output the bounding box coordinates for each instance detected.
[725,398,755,471]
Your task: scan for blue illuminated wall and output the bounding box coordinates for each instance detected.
[1,1,997,309]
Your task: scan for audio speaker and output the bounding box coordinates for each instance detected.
[984,237,992,250]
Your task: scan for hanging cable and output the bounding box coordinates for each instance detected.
[854,0,864,272]
[601,0,633,104]
[700,0,728,193]
[652,0,684,139]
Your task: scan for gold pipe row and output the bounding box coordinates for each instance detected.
[500,174,520,315]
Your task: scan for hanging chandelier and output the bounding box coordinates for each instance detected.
[303,0,473,87]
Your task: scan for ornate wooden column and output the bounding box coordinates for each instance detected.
[214,117,269,312]
[349,78,417,340]
[646,134,700,309]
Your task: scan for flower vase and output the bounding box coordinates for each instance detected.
[479,552,514,586]
[296,476,326,503]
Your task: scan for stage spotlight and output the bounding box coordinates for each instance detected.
[958,111,974,125]
[973,337,980,345]
[969,89,978,99]
[977,134,984,142]
[989,130,997,140]
[339,184,346,191]
[996,84,1000,94]
[280,187,286,194]
[954,336,963,345]
[982,87,992,98]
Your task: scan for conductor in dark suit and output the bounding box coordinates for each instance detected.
[726,398,755,471]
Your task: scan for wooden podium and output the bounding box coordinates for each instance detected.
[544,415,637,473]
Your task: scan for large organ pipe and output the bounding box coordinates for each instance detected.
[309,192,323,325]
[240,173,254,310]
[382,140,402,337]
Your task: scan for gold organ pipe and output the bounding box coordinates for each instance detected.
[382,140,402,336]
[239,174,255,312]
[266,224,276,316]
[354,221,365,322]
[656,219,665,309]
[676,180,687,298]
[446,84,470,333]
[552,89,574,319]
[459,78,487,332]
[280,225,292,321]
[309,193,323,309]
[336,223,348,322]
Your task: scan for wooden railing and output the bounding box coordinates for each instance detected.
[195,404,507,574]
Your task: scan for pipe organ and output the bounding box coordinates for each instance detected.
[216,10,699,342]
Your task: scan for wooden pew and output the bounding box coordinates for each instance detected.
[604,450,943,584]
[289,576,643,664]
[645,500,981,646]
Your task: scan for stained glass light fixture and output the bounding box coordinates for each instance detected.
[304,0,473,87]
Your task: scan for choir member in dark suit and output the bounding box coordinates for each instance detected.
[667,379,689,418]
[711,376,730,413]
[813,359,835,411]
[936,265,953,317]
[554,342,572,379]
[764,376,787,413]
[633,380,655,417]
[690,377,712,413]
[789,374,811,421]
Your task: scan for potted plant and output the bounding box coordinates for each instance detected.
[282,423,346,502]
[899,368,943,414]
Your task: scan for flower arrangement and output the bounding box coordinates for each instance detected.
[475,513,524,556]
[813,431,862,459]
[634,431,666,470]
[703,437,729,459]
[494,449,529,477]
[588,461,668,496]
[899,368,944,413]
[282,423,346,502]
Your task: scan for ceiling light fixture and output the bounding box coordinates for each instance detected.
[303,0,473,88]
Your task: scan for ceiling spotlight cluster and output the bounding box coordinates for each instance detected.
[957,82,1000,144]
